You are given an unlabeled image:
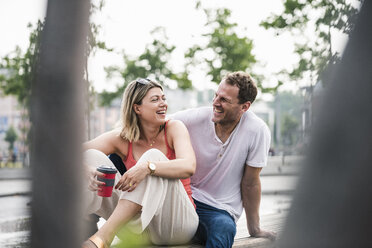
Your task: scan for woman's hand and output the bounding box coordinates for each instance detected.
[86,166,106,192]
[115,162,149,192]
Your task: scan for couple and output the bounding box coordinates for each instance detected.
[82,71,276,248]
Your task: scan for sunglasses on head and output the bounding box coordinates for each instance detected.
[134,78,151,92]
[131,78,152,104]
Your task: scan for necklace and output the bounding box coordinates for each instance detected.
[146,124,165,147]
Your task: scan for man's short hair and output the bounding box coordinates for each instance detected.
[223,71,258,104]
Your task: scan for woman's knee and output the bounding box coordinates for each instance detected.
[83,149,114,168]
[139,148,168,162]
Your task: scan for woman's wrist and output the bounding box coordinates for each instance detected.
[141,161,151,175]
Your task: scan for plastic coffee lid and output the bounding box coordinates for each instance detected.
[97,166,117,174]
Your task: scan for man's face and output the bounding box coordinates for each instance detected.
[212,81,245,125]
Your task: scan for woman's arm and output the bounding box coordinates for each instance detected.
[153,120,196,178]
[115,120,196,192]
[83,129,125,157]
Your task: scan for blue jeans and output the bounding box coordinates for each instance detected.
[193,199,237,248]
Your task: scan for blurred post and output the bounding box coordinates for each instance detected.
[30,0,90,247]
[279,1,372,247]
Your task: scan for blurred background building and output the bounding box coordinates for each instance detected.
[0,91,29,166]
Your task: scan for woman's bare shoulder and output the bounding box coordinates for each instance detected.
[84,128,128,157]
[166,120,189,138]
[110,129,129,155]
[166,119,187,129]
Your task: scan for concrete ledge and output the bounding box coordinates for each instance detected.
[0,212,286,247]
[146,212,286,248]
[233,237,275,248]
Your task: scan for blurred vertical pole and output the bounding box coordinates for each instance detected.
[278,1,372,247]
[30,0,90,247]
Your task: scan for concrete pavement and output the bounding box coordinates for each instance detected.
[0,156,303,247]
[0,167,31,181]
[0,168,32,247]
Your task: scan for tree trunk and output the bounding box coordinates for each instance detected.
[30,0,90,247]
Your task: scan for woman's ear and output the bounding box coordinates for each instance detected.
[133,104,141,114]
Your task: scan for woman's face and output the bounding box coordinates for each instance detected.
[135,87,168,125]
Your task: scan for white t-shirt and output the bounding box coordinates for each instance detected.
[170,107,271,221]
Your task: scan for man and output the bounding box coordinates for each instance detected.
[171,71,276,247]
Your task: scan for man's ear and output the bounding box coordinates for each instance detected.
[241,101,251,112]
[133,104,141,114]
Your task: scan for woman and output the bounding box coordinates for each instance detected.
[82,78,198,248]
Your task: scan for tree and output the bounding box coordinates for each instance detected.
[0,21,43,165]
[85,1,113,138]
[260,0,362,86]
[100,27,191,106]
[99,3,284,106]
[0,1,109,141]
[185,3,258,85]
[0,21,43,107]
[270,91,303,149]
[184,2,282,92]
[281,113,299,146]
[271,91,303,119]
[5,126,18,155]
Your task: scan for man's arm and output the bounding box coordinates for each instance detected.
[241,165,276,240]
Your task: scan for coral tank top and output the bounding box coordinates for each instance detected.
[123,121,194,208]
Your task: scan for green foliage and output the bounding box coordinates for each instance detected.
[0,21,41,162]
[0,1,110,108]
[116,225,149,248]
[5,126,18,151]
[260,0,361,85]
[86,1,112,59]
[99,3,288,106]
[185,6,257,85]
[100,27,192,106]
[270,91,303,147]
[0,20,43,107]
[281,113,299,146]
[85,0,112,108]
[271,91,303,119]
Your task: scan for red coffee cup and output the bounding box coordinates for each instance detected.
[97,166,117,197]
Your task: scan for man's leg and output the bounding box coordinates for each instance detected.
[194,200,236,248]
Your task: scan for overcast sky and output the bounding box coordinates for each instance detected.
[0,0,349,93]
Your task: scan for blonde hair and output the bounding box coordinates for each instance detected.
[119,79,163,142]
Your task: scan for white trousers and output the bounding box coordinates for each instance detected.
[83,149,198,245]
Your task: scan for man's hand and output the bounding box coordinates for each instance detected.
[250,229,277,241]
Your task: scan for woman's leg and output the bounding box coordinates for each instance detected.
[85,149,197,247]
[133,149,198,245]
[83,149,121,219]
[83,149,167,247]
[92,198,142,246]
[147,178,198,245]
[82,149,122,242]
